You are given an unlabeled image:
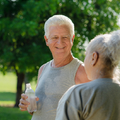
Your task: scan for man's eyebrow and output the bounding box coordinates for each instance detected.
[51,35,58,37]
[62,35,70,37]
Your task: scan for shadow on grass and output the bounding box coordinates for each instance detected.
[0,92,31,120]
[0,92,16,101]
[0,106,32,120]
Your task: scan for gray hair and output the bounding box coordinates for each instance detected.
[88,30,120,82]
[44,15,74,38]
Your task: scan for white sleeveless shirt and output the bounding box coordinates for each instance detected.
[31,57,83,120]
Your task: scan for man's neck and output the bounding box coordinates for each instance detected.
[52,53,73,68]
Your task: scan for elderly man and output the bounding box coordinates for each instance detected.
[19,15,90,120]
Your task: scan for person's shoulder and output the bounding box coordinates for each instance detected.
[73,57,85,72]
[37,64,45,80]
[59,83,88,104]
[78,64,87,77]
[38,64,46,75]
[36,62,51,87]
[70,81,96,98]
[37,60,52,80]
[38,60,52,75]
[75,63,90,84]
[60,83,88,100]
[74,78,110,93]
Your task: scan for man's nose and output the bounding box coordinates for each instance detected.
[57,38,63,44]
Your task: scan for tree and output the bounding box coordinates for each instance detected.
[0,0,120,107]
[0,0,53,107]
[57,0,120,60]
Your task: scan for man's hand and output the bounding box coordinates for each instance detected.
[19,93,30,111]
[19,93,39,115]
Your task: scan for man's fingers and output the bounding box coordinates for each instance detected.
[19,98,30,112]
[21,93,28,100]
[19,102,28,111]
[19,93,38,113]
[19,98,30,105]
[19,106,28,111]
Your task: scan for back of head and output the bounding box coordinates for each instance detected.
[88,30,120,82]
[44,15,74,38]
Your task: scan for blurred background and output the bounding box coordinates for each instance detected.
[0,0,120,119]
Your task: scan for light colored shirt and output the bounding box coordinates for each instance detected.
[56,78,120,120]
[32,58,82,120]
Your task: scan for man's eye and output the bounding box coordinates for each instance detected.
[63,37,68,39]
[53,37,58,39]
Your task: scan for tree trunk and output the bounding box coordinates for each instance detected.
[24,74,29,92]
[14,72,25,107]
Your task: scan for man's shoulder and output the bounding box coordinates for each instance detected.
[39,60,52,70]
[38,60,52,79]
[75,63,90,84]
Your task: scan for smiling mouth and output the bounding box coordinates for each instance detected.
[56,47,65,49]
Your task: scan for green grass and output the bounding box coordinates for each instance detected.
[0,92,16,106]
[0,72,37,120]
[0,106,32,120]
[0,72,37,105]
[0,72,16,106]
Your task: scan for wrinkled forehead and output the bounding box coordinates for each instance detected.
[49,25,71,37]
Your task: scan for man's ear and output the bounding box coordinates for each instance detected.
[91,52,99,66]
[44,35,48,46]
[72,35,75,42]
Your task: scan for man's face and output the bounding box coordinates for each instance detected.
[45,25,74,57]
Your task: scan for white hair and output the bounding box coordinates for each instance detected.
[88,30,120,82]
[44,15,74,38]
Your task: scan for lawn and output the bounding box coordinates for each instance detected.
[0,106,32,120]
[0,72,37,120]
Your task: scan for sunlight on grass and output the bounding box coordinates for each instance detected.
[0,72,37,120]
[0,101,15,104]
[0,72,17,92]
[0,101,15,106]
[0,72,37,106]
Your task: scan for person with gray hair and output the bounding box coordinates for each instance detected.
[19,15,90,120]
[55,30,120,120]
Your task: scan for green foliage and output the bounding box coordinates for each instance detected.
[0,0,120,79]
[56,0,120,60]
[0,0,53,79]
